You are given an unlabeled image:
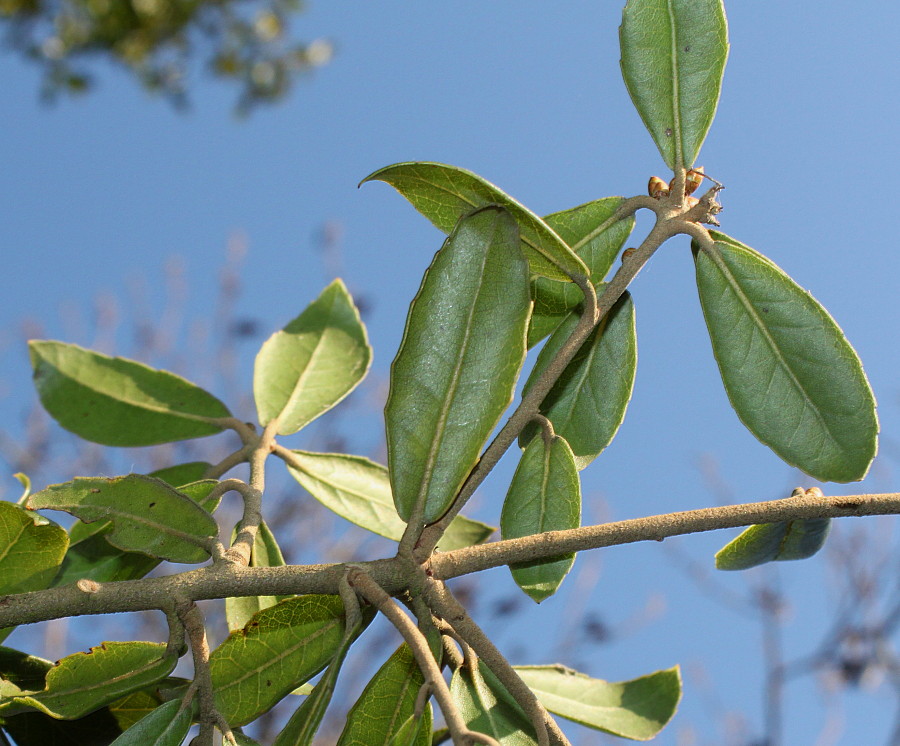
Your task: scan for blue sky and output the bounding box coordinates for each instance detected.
[3,2,900,744]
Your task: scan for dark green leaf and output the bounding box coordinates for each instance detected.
[254,279,372,435]
[336,645,432,746]
[147,462,212,488]
[520,294,637,469]
[694,232,878,482]
[27,475,218,564]
[501,434,580,603]
[226,521,290,632]
[4,642,175,720]
[362,162,588,281]
[211,595,365,726]
[387,206,531,524]
[514,665,681,740]
[29,341,230,446]
[529,198,635,347]
[620,0,728,170]
[450,660,537,745]
[0,501,68,595]
[286,450,494,550]
[108,697,192,746]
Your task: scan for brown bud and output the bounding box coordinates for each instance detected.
[648,176,669,199]
[621,247,636,262]
[685,166,705,196]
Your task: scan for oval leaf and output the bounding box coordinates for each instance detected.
[8,642,176,720]
[693,232,878,482]
[362,162,587,282]
[254,279,372,435]
[336,644,432,746]
[285,450,494,550]
[501,433,581,603]
[210,595,360,726]
[520,293,637,470]
[620,0,728,170]
[226,520,290,632]
[109,697,192,746]
[387,206,531,523]
[514,665,681,741]
[529,198,635,347]
[29,341,230,446]
[27,475,219,564]
[0,502,68,595]
[450,660,537,746]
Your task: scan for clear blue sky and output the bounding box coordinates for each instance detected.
[3,2,900,744]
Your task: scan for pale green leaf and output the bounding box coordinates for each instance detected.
[514,665,681,740]
[387,206,531,523]
[620,0,728,170]
[694,232,878,482]
[226,521,290,631]
[211,595,362,726]
[362,162,587,282]
[337,645,432,746]
[529,198,635,347]
[0,502,68,595]
[6,642,176,720]
[27,475,218,564]
[286,450,494,550]
[109,697,192,746]
[521,294,637,469]
[501,434,580,603]
[29,341,230,446]
[254,279,372,435]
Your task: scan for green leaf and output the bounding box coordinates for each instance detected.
[620,0,728,170]
[108,697,192,746]
[29,341,230,446]
[13,473,31,505]
[693,232,878,482]
[514,665,682,741]
[520,293,637,470]
[226,521,290,631]
[336,645,432,746]
[4,642,176,720]
[362,162,588,282]
[501,433,580,603]
[0,501,68,595]
[285,450,494,550]
[147,462,212,488]
[272,621,358,746]
[27,475,218,564]
[211,595,365,726]
[529,198,635,347]
[254,279,372,435]
[716,488,831,570]
[450,660,537,745]
[387,206,531,524]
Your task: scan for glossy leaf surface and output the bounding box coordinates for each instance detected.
[336,644,432,746]
[529,198,635,347]
[521,294,637,469]
[387,206,531,523]
[450,660,537,745]
[515,665,681,740]
[254,279,371,435]
[362,162,587,281]
[620,0,728,170]
[226,521,290,631]
[210,595,355,726]
[27,475,218,564]
[501,434,580,603]
[108,697,192,746]
[286,450,494,550]
[0,501,68,595]
[4,642,175,720]
[29,341,230,446]
[694,232,878,482]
